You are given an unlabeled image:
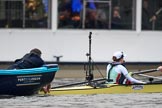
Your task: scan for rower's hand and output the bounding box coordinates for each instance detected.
[157,66,162,72]
[128,72,133,76]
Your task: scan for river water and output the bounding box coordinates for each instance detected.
[0,78,162,108]
[1,93,162,108]
[0,63,161,107]
[0,92,162,108]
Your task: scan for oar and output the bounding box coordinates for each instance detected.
[51,78,107,89]
[132,69,158,75]
[138,74,162,80]
[137,74,162,84]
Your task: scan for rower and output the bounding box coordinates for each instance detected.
[106,51,146,84]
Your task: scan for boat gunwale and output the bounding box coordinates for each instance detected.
[50,82,162,91]
[0,64,59,75]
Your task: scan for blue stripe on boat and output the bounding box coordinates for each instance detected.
[0,64,59,75]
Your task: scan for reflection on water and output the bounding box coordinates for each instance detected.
[0,93,162,108]
[0,78,162,108]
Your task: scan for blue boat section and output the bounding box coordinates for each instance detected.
[0,64,59,75]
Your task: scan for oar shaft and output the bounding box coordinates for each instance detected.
[133,69,157,75]
[138,74,162,80]
[51,78,107,89]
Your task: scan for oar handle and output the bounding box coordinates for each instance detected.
[133,69,158,75]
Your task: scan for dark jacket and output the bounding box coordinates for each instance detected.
[8,53,44,69]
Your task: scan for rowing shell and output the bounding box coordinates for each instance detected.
[39,83,162,95]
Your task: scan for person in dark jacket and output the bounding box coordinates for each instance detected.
[111,6,123,29]
[8,48,44,69]
[142,0,157,30]
[8,48,51,93]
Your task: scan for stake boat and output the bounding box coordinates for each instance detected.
[0,64,59,96]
